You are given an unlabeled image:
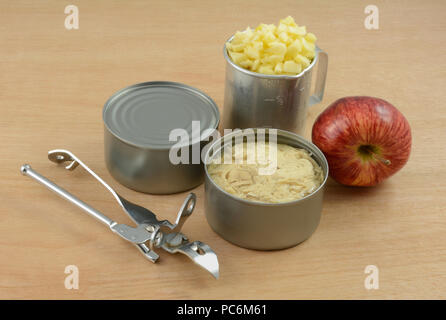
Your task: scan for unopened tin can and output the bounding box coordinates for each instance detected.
[204,128,328,250]
[103,81,220,194]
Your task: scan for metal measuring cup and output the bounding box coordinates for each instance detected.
[221,36,328,135]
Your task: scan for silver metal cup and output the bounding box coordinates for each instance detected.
[222,37,328,135]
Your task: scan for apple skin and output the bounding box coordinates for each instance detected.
[311,96,411,186]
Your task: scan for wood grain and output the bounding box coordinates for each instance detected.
[1,0,445,299]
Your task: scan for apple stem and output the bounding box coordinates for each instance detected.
[357,144,392,165]
[372,153,391,166]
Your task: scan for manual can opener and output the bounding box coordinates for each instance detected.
[21,150,219,279]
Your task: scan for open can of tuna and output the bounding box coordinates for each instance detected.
[204,128,328,250]
[103,81,220,194]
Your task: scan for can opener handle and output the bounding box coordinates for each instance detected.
[21,150,219,279]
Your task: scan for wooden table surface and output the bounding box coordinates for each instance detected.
[1,0,445,299]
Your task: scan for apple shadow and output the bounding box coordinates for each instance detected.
[323,177,386,202]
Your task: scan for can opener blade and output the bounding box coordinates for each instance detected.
[21,149,219,279]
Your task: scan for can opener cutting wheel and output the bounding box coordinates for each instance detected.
[21,150,219,279]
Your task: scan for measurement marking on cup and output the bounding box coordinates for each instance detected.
[264,96,285,105]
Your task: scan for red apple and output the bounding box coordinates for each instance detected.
[311,96,411,186]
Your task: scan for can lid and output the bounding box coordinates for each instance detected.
[103,82,219,149]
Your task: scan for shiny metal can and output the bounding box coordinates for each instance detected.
[103,81,220,194]
[222,36,328,135]
[204,128,328,250]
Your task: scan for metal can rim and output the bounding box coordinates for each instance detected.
[103,81,220,150]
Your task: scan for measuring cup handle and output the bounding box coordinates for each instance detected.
[309,47,328,106]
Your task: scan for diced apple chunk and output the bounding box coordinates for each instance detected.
[258,65,274,75]
[283,61,302,74]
